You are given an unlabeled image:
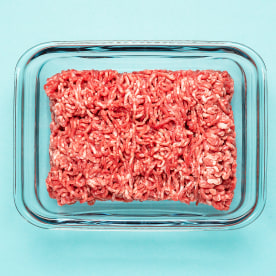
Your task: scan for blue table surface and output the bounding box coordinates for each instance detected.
[1,0,275,275]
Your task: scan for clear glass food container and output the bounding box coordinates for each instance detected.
[14,41,267,230]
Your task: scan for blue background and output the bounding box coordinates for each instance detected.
[1,0,275,275]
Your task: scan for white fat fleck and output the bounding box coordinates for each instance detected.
[207,178,221,185]
[157,160,165,167]
[87,179,98,187]
[218,122,228,129]
[91,145,97,154]
[206,154,217,161]
[201,95,207,103]
[97,102,106,108]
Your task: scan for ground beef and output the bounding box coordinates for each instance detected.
[45,69,237,211]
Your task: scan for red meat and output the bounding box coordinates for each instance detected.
[45,69,237,211]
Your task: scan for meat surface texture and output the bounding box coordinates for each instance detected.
[45,69,237,211]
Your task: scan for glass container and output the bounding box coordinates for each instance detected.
[14,41,267,230]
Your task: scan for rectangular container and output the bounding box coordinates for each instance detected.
[14,41,267,230]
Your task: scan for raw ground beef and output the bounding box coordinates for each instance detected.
[45,69,237,211]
